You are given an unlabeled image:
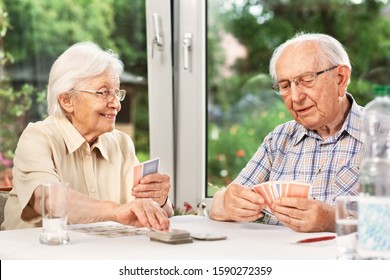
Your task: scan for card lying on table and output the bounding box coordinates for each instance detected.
[252,181,311,216]
[147,228,193,244]
[190,233,227,241]
[133,158,160,187]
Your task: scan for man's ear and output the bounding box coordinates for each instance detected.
[337,65,351,96]
[58,93,74,114]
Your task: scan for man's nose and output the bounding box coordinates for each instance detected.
[289,81,305,102]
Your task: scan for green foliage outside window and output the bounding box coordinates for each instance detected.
[1,0,150,159]
[0,4,46,173]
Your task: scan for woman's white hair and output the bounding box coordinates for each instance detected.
[47,42,124,117]
[269,32,352,82]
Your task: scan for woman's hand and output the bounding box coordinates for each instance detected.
[132,173,170,207]
[114,198,170,230]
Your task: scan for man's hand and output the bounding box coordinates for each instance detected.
[210,183,265,222]
[271,197,335,232]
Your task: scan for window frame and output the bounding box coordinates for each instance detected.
[146,0,208,210]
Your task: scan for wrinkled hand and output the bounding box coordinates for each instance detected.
[31,186,170,228]
[271,197,335,232]
[132,173,170,207]
[221,183,265,222]
[114,198,170,230]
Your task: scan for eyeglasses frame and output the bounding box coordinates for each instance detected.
[72,88,127,102]
[272,65,339,96]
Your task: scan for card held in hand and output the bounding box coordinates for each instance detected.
[133,158,160,187]
[252,181,312,216]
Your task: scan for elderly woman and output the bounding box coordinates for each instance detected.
[1,42,172,230]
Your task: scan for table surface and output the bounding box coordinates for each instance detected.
[0,215,337,260]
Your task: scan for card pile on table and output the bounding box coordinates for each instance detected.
[147,228,193,244]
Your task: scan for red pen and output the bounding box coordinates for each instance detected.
[296,235,336,244]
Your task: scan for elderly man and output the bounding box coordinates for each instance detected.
[210,32,363,233]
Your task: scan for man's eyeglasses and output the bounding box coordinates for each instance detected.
[73,89,127,102]
[272,65,338,96]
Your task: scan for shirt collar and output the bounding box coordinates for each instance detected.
[341,93,363,143]
[53,116,110,160]
[293,93,363,145]
[91,137,110,160]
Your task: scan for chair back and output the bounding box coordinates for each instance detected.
[0,191,9,227]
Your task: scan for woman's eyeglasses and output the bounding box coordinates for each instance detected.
[72,89,126,101]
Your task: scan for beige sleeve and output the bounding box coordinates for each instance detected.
[6,123,60,228]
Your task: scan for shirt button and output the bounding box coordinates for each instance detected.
[90,187,96,193]
[85,154,91,160]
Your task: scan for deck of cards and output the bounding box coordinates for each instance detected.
[252,181,311,216]
[147,228,193,244]
[133,158,160,187]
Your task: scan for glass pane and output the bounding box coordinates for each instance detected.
[207,0,291,196]
[0,0,150,185]
[207,0,390,197]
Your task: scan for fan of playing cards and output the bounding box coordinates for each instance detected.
[252,181,311,216]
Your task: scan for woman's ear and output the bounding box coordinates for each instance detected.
[58,93,74,114]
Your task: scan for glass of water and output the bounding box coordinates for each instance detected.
[335,196,358,259]
[39,182,70,245]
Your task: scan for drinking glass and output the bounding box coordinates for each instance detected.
[335,196,358,259]
[39,182,70,245]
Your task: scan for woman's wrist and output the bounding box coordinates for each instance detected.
[160,196,169,208]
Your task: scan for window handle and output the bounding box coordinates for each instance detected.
[152,13,164,57]
[183,33,192,71]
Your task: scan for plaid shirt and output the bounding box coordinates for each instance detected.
[234,94,364,225]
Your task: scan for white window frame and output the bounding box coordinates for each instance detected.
[146,0,207,209]
[145,0,175,201]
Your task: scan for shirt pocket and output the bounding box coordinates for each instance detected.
[331,165,360,205]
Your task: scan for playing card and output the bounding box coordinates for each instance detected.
[190,233,227,241]
[268,182,278,202]
[281,182,288,197]
[285,182,311,198]
[252,184,274,216]
[253,184,270,205]
[133,164,143,187]
[133,158,160,187]
[274,182,281,199]
[142,158,160,177]
[263,183,277,204]
[150,237,193,244]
